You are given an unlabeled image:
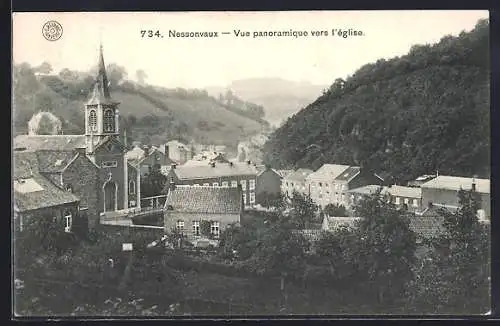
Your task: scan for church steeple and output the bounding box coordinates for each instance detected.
[84,43,121,153]
[87,43,115,105]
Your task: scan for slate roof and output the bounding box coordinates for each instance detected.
[13,151,80,212]
[164,185,242,214]
[172,162,258,180]
[335,166,361,181]
[307,164,351,181]
[35,150,78,173]
[285,168,314,182]
[421,175,490,194]
[14,135,86,151]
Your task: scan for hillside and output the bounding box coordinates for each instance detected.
[12,66,265,150]
[206,78,326,127]
[262,19,490,184]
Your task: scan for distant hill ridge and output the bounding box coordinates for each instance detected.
[262,19,490,184]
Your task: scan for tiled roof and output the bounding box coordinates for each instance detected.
[13,151,79,212]
[172,162,258,180]
[164,185,242,214]
[14,135,86,151]
[348,185,389,195]
[421,175,490,194]
[307,164,351,181]
[35,150,78,173]
[335,166,361,181]
[387,185,422,199]
[408,215,448,239]
[285,168,314,182]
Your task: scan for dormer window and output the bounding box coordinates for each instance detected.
[88,110,97,132]
[103,108,115,132]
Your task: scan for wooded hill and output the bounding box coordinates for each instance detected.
[13,64,268,150]
[263,19,490,184]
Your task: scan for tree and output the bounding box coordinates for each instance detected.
[36,61,53,75]
[288,190,318,228]
[200,220,212,238]
[352,190,417,303]
[408,189,490,313]
[324,203,348,217]
[256,191,284,209]
[141,165,167,198]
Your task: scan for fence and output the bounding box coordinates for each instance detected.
[140,195,167,209]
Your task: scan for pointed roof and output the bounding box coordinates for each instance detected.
[87,44,117,105]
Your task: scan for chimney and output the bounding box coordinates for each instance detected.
[171,163,177,169]
[211,162,216,168]
[229,162,234,167]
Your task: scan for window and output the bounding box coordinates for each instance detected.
[412,199,419,207]
[250,192,255,204]
[222,181,229,188]
[65,184,73,192]
[103,109,115,132]
[341,193,345,202]
[102,161,117,168]
[64,211,72,233]
[88,110,97,132]
[231,180,238,188]
[192,221,200,236]
[129,180,136,194]
[194,184,200,187]
[249,179,255,190]
[243,193,247,204]
[213,182,219,187]
[319,182,323,187]
[211,221,220,238]
[176,220,185,233]
[240,180,247,190]
[203,183,210,186]
[404,198,409,205]
[395,197,401,205]
[286,182,289,187]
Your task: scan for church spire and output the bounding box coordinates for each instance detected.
[87,43,113,105]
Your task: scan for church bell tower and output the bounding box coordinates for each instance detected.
[85,44,120,153]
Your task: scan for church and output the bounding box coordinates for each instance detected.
[13,46,141,229]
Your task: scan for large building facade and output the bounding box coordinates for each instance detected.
[13,45,141,225]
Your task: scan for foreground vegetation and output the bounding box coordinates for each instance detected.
[14,189,489,316]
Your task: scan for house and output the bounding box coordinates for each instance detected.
[256,166,283,203]
[162,140,193,165]
[348,185,422,212]
[163,185,243,241]
[419,175,490,219]
[13,45,141,220]
[13,150,82,234]
[125,143,173,176]
[306,164,384,209]
[281,168,314,198]
[164,161,258,207]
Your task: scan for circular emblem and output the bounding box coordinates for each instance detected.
[42,20,63,41]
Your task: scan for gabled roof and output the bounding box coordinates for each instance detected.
[335,166,361,182]
[13,151,80,212]
[14,135,86,151]
[306,164,351,181]
[348,185,389,195]
[165,185,242,214]
[172,162,258,180]
[275,169,294,178]
[284,168,314,182]
[35,150,78,173]
[421,175,490,194]
[386,185,422,199]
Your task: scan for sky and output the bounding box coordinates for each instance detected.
[12,10,489,89]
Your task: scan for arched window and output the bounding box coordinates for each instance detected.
[103,109,115,132]
[129,180,136,195]
[88,110,97,132]
[64,210,72,233]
